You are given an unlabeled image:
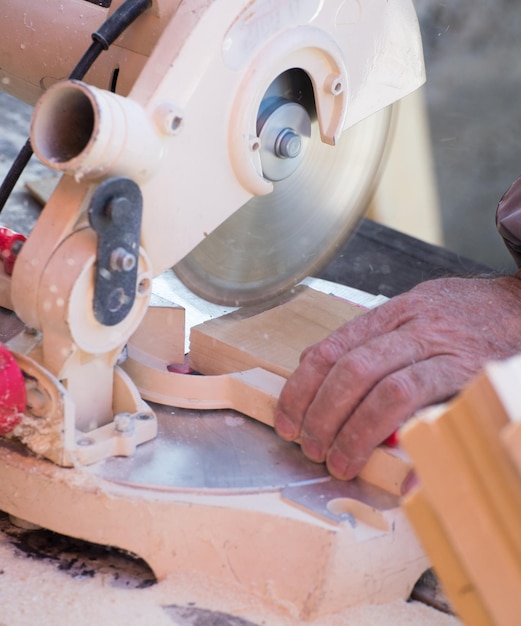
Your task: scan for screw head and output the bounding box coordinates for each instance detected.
[114,412,135,434]
[154,102,184,135]
[105,197,131,224]
[77,437,95,447]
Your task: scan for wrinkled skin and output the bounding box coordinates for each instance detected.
[274,275,521,482]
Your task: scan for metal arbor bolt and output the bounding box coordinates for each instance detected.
[275,128,302,159]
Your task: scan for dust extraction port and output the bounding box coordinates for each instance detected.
[32,82,96,165]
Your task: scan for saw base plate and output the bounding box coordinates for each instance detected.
[0,401,428,621]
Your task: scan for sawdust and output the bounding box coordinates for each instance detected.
[11,411,63,459]
[0,528,461,626]
[0,541,172,626]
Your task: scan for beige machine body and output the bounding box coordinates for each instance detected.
[1,0,425,273]
[0,0,425,458]
[0,1,429,620]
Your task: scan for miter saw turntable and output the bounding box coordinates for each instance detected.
[0,0,429,620]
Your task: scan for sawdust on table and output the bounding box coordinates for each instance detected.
[0,528,461,626]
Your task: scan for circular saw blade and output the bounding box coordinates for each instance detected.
[174,101,392,307]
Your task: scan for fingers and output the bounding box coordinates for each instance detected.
[297,330,432,462]
[274,298,411,441]
[274,330,354,440]
[324,355,464,480]
[274,275,521,482]
[276,325,431,454]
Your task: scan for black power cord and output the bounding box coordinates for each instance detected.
[0,0,152,213]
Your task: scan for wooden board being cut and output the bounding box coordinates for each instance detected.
[189,285,366,378]
[126,284,413,497]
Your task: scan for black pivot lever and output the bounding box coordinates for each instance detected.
[88,177,143,326]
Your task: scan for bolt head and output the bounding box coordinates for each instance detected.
[275,128,302,159]
[110,247,136,272]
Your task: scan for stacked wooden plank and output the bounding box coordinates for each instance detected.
[401,354,521,626]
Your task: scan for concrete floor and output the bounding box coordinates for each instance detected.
[0,93,45,236]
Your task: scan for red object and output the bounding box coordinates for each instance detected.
[384,430,400,447]
[167,355,194,375]
[0,227,26,275]
[0,343,26,435]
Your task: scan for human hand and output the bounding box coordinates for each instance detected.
[274,275,521,480]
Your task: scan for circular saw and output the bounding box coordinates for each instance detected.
[0,0,425,309]
[0,1,427,620]
[174,69,392,306]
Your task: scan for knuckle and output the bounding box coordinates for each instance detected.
[313,334,349,368]
[403,332,431,358]
[299,344,315,363]
[341,349,374,380]
[379,370,416,408]
[326,442,368,481]
[277,375,305,413]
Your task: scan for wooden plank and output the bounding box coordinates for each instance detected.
[185,286,415,494]
[129,299,185,366]
[25,175,60,206]
[189,285,366,377]
[444,373,521,566]
[403,490,492,626]
[401,383,521,626]
[501,421,521,477]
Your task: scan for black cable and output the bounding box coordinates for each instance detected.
[0,0,152,213]
[0,140,33,212]
[92,0,152,51]
[69,40,106,82]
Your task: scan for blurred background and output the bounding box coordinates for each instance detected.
[414,0,521,271]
